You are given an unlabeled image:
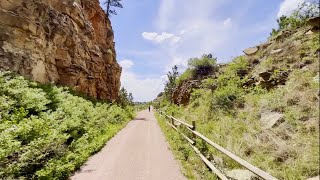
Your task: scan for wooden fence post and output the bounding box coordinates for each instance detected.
[171,112,175,126]
[192,120,196,144]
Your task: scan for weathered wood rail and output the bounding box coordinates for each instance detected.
[155,109,278,180]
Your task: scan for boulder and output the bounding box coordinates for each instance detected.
[260,111,284,129]
[243,47,259,56]
[305,30,314,35]
[257,69,289,89]
[270,49,283,55]
[226,169,258,180]
[258,42,271,49]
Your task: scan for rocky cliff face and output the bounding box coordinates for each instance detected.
[0,0,121,100]
[173,80,200,106]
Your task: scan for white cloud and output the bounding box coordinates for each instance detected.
[223,18,232,27]
[277,0,304,17]
[142,32,181,44]
[119,59,134,69]
[119,0,277,101]
[154,0,237,65]
[120,70,166,102]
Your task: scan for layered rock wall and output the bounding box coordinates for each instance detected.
[0,0,121,100]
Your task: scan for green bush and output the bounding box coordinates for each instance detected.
[188,54,218,78]
[211,82,245,111]
[0,71,133,179]
[175,54,218,86]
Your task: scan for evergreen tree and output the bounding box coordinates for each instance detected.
[104,0,123,17]
[119,87,134,107]
[164,65,179,103]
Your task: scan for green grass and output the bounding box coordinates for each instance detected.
[154,112,218,180]
[0,71,134,179]
[158,66,319,179]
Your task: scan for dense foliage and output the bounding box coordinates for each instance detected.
[176,54,218,85]
[188,54,218,78]
[0,72,134,179]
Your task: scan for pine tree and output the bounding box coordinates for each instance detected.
[104,0,123,17]
[164,65,179,103]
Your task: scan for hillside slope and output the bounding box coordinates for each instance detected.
[154,19,319,179]
[0,71,133,179]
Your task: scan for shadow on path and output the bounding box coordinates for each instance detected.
[132,117,147,121]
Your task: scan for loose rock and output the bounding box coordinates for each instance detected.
[260,111,284,129]
[270,49,283,55]
[226,169,258,180]
[243,47,259,56]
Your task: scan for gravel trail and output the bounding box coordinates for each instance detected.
[71,109,186,180]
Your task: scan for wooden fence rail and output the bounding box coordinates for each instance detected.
[155,109,278,180]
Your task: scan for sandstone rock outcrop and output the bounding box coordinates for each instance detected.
[243,47,259,56]
[260,111,284,129]
[0,0,121,100]
[307,16,320,29]
[173,80,200,106]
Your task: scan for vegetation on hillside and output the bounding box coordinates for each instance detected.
[0,71,134,179]
[164,65,179,103]
[176,54,218,85]
[154,3,319,179]
[270,2,319,36]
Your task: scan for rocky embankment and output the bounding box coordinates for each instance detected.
[172,17,319,106]
[0,0,121,100]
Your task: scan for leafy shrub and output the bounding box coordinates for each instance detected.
[188,54,218,78]
[174,54,218,87]
[0,71,133,179]
[204,56,249,111]
[211,82,245,111]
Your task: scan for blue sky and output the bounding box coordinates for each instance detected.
[99,0,310,102]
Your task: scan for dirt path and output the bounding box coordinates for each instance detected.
[71,109,186,180]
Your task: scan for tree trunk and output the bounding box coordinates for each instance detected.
[106,0,111,16]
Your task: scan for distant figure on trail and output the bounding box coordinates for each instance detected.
[148,106,151,112]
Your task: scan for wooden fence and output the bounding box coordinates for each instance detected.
[155,109,278,180]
